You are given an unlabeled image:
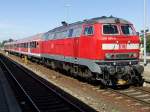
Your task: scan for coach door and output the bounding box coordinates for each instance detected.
[28,42,31,53]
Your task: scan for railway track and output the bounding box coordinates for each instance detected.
[0,67,22,112]
[0,54,96,112]
[111,87,150,106]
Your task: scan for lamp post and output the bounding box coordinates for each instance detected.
[143,0,147,66]
[65,0,71,22]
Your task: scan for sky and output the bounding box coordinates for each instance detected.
[0,0,150,42]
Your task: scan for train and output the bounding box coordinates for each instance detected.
[4,16,144,87]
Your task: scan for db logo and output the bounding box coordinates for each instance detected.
[119,44,127,49]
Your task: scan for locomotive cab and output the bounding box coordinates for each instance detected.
[96,19,144,86]
[101,23,139,60]
[4,16,144,88]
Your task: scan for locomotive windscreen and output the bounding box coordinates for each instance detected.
[103,24,118,34]
[121,25,136,35]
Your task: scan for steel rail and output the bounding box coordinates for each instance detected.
[0,54,96,112]
[108,88,150,106]
[8,56,90,112]
[0,58,41,112]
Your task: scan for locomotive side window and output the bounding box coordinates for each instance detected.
[49,33,55,39]
[84,26,94,35]
[44,32,55,40]
[61,30,68,38]
[68,29,73,37]
[121,25,135,35]
[72,27,82,37]
[103,24,118,34]
[54,30,68,39]
[43,33,49,40]
[54,32,61,39]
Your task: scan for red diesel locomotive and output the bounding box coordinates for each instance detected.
[4,16,144,87]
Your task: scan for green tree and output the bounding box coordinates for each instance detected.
[0,38,14,48]
[0,42,2,48]
[141,34,150,53]
[146,35,150,52]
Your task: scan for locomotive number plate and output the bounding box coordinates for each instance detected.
[119,44,127,49]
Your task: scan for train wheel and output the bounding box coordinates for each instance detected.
[132,69,144,87]
[99,83,107,89]
[134,76,144,87]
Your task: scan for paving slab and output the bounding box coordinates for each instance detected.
[141,62,150,82]
[0,67,21,112]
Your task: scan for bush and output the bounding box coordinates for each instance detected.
[141,34,150,53]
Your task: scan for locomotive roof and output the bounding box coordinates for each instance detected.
[5,16,132,45]
[47,16,132,33]
[87,16,132,24]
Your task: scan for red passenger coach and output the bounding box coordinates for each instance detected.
[4,16,144,87]
[5,33,43,58]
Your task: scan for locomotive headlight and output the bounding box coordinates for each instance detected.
[133,53,138,58]
[129,53,138,58]
[105,53,112,59]
[105,53,115,59]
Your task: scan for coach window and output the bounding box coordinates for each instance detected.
[30,42,33,48]
[84,26,94,35]
[21,43,23,48]
[30,42,32,48]
[32,42,36,48]
[23,43,25,48]
[30,42,35,48]
[36,42,39,46]
[24,43,25,48]
[26,43,28,48]
[20,43,22,48]
[34,42,36,48]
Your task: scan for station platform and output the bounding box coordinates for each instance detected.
[140,56,150,83]
[143,63,150,83]
[0,67,21,112]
